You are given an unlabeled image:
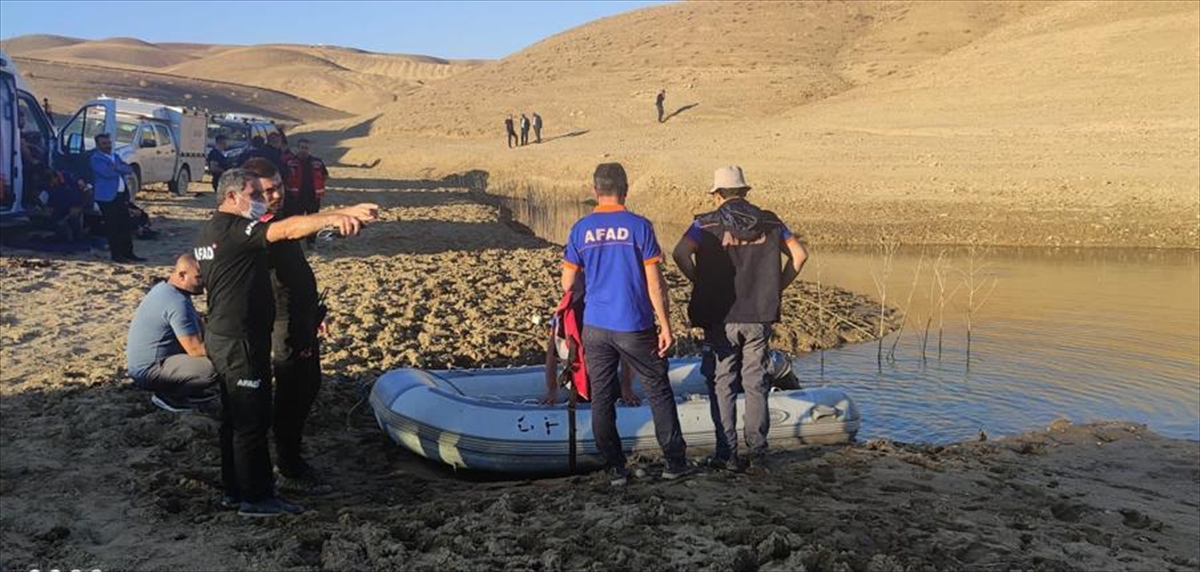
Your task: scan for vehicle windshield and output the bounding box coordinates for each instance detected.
[114,119,139,145]
[208,122,250,144]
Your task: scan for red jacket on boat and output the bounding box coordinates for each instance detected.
[552,288,589,400]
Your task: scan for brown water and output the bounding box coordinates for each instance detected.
[495,192,1200,443]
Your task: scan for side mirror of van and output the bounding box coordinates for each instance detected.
[140,139,157,149]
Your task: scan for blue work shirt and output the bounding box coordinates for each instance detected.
[563,205,663,332]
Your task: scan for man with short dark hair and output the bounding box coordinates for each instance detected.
[208,135,233,192]
[127,254,218,412]
[194,167,376,517]
[519,114,531,146]
[532,112,543,144]
[91,133,142,262]
[562,162,688,486]
[671,166,808,473]
[245,157,364,495]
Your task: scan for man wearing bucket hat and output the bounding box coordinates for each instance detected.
[671,165,808,473]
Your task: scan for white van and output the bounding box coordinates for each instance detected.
[0,50,56,226]
[57,97,208,197]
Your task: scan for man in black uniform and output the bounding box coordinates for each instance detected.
[244,158,363,494]
[207,135,233,192]
[194,167,376,517]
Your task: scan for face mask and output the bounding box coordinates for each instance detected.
[243,199,268,220]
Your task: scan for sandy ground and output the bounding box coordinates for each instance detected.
[0,181,1197,571]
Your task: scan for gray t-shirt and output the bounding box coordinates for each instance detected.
[126,282,202,379]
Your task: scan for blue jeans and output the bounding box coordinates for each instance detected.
[583,326,687,470]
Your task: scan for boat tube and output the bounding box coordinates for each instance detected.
[369,355,860,473]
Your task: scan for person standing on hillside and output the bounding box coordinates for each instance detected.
[562,162,689,486]
[519,114,531,146]
[91,133,142,263]
[671,166,808,473]
[532,112,543,144]
[283,138,330,218]
[194,167,376,517]
[505,115,518,148]
[655,89,666,123]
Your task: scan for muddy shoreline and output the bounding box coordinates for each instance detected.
[1,182,1197,571]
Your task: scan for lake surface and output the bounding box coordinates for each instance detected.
[495,193,1200,443]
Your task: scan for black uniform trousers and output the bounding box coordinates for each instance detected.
[207,331,275,502]
[272,314,322,477]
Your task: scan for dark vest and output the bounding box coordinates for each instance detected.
[687,200,787,327]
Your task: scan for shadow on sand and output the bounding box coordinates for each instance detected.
[664,103,700,122]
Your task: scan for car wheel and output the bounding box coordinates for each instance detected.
[170,166,191,196]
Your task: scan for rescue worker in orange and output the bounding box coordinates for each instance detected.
[283,138,329,219]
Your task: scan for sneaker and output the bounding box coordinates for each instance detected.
[606,466,630,487]
[237,496,305,518]
[151,393,195,413]
[661,463,694,481]
[219,494,240,510]
[702,455,729,470]
[275,467,334,496]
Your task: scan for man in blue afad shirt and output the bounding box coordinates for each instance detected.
[562,163,689,485]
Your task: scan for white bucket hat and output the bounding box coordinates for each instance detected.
[709,165,751,194]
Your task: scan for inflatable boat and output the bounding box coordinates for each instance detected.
[369,355,859,474]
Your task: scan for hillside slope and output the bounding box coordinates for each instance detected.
[332,0,1197,248]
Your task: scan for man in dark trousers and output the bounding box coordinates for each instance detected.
[671,166,808,473]
[245,158,350,495]
[194,167,376,517]
[283,138,329,218]
[505,115,518,148]
[532,112,543,144]
[519,114,531,146]
[90,133,142,262]
[562,162,689,486]
[656,89,666,123]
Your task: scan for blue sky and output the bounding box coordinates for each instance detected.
[0,1,671,60]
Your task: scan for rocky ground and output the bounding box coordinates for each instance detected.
[0,182,1196,571]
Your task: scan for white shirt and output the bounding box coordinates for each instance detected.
[108,152,126,194]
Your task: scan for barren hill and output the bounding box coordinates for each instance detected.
[332,0,1198,248]
[3,36,483,115]
[11,57,347,124]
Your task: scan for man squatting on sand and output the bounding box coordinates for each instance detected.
[673,166,807,472]
[126,253,218,412]
[561,163,691,485]
[194,167,376,517]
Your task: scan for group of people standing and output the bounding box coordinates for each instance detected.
[207,130,330,221]
[504,112,543,147]
[559,162,807,484]
[126,154,377,517]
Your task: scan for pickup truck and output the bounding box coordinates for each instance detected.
[57,97,208,197]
